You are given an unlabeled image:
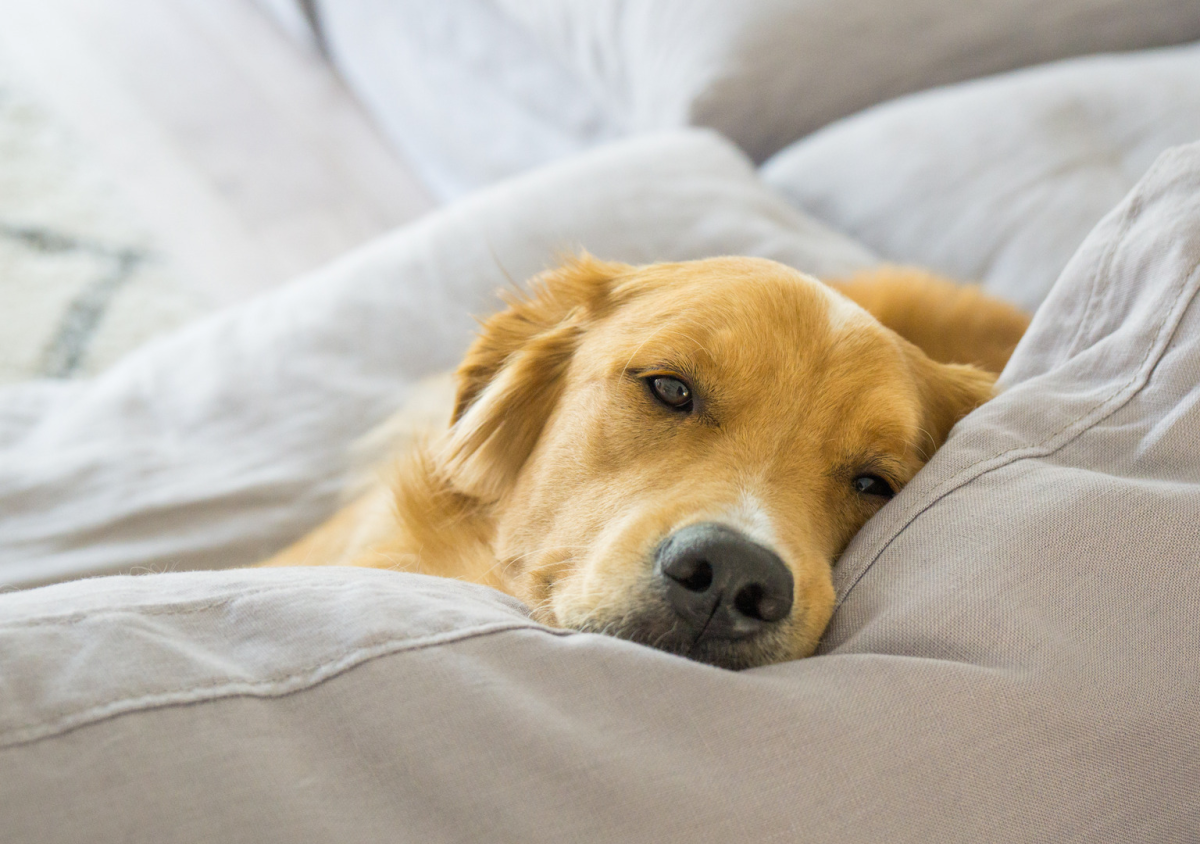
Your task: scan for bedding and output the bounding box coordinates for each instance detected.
[0,130,875,591]
[261,0,1200,198]
[0,61,206,383]
[3,140,1199,842]
[762,40,1200,312]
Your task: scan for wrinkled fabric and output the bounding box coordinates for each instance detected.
[0,131,874,591]
[1,143,1198,843]
[305,0,1200,197]
[763,41,1200,311]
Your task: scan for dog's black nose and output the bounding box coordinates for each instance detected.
[655,522,794,641]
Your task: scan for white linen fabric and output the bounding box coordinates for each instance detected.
[0,62,207,383]
[303,0,1200,198]
[251,0,321,50]
[313,0,621,201]
[762,41,1200,312]
[0,130,875,591]
[2,142,1199,842]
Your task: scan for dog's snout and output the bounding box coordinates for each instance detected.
[655,522,794,641]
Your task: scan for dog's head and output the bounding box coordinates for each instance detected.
[438,255,994,669]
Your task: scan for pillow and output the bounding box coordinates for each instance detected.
[0,130,875,590]
[312,0,619,200]
[309,0,1200,198]
[762,41,1200,311]
[3,142,1199,842]
[250,0,321,50]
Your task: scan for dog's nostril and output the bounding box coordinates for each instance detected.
[672,559,713,592]
[733,583,789,623]
[734,583,764,619]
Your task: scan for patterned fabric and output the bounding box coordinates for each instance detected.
[0,65,206,383]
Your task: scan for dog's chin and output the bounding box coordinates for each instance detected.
[571,600,797,671]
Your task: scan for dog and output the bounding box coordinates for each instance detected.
[263,255,1028,670]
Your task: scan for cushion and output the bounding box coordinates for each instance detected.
[762,41,1200,310]
[251,0,321,50]
[0,129,875,591]
[0,64,208,383]
[309,0,1200,198]
[312,0,619,200]
[2,141,1199,842]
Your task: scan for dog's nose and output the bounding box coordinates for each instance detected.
[655,522,794,641]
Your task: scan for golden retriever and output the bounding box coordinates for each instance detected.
[263,256,1028,670]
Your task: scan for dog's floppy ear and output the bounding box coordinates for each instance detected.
[440,253,633,502]
[909,351,997,459]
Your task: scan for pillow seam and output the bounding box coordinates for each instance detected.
[0,620,562,751]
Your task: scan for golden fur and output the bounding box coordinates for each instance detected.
[262,257,1028,669]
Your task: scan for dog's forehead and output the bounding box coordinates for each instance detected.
[605,260,885,363]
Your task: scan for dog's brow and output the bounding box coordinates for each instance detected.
[619,322,675,376]
[831,449,907,482]
[626,362,698,381]
[617,305,722,370]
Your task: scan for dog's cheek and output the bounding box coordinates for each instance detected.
[523,568,562,627]
[792,563,838,657]
[548,551,644,631]
[544,508,665,632]
[545,575,592,631]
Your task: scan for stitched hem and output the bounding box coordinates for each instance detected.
[0,582,315,630]
[0,620,566,751]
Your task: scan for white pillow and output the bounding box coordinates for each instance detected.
[314,0,619,200]
[762,42,1200,311]
[0,130,874,590]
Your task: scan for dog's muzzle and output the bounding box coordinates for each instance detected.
[655,522,794,644]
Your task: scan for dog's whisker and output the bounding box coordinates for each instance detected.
[476,544,595,583]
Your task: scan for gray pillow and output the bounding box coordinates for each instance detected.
[2,142,1199,841]
[762,41,1200,311]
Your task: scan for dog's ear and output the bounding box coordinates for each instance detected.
[909,351,997,459]
[440,253,633,502]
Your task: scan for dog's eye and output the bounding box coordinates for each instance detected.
[646,375,693,411]
[852,474,895,499]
